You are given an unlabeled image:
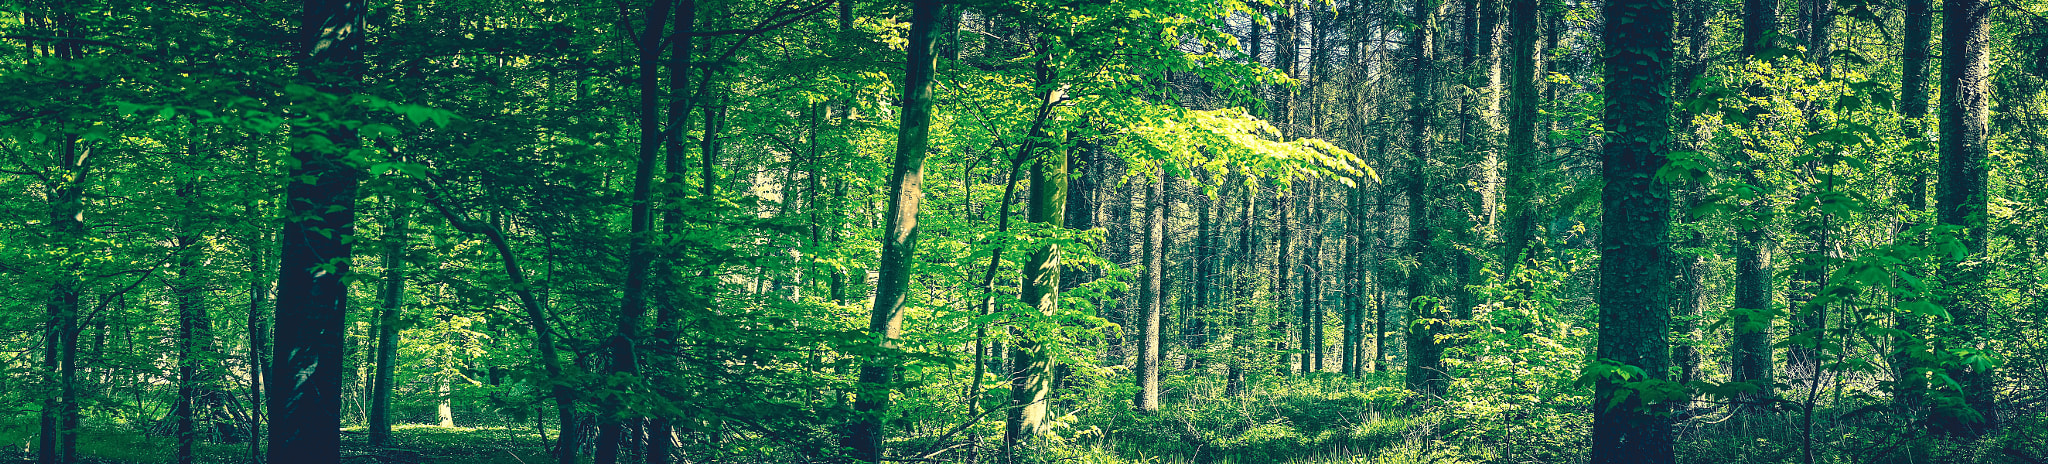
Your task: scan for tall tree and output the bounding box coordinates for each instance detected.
[593,0,675,460]
[1891,0,1933,416]
[1135,168,1165,411]
[270,0,365,461]
[1499,0,1539,276]
[1007,139,1068,453]
[843,0,941,459]
[1932,0,1997,437]
[1588,0,1674,459]
[1730,0,1779,422]
[1404,0,1445,397]
[368,205,407,448]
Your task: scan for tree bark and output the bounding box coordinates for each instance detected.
[271,0,365,461]
[844,0,941,459]
[1499,0,1538,277]
[1891,0,1932,417]
[594,0,676,460]
[1007,142,1068,452]
[1404,0,1444,397]
[1730,0,1779,425]
[1931,0,1997,437]
[369,205,408,447]
[1589,0,1674,458]
[1135,168,1165,411]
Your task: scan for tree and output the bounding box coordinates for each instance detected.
[1135,168,1165,411]
[1932,0,1997,437]
[844,0,942,460]
[1587,0,1674,460]
[269,0,365,461]
[1404,0,1445,397]
[1006,136,1068,455]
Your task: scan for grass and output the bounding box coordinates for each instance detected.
[0,423,558,464]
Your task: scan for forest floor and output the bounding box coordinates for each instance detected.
[0,425,553,464]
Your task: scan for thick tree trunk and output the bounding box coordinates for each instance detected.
[271,0,365,461]
[1931,0,1996,437]
[1007,144,1068,453]
[648,1,698,461]
[1589,0,1674,459]
[844,1,941,460]
[175,228,209,464]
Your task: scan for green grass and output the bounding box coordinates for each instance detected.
[1,423,558,464]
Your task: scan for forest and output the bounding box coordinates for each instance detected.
[1,0,2045,462]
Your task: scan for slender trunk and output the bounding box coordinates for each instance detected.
[1891,0,1932,417]
[1588,0,1674,459]
[594,1,675,460]
[176,228,205,464]
[245,204,269,464]
[1730,0,1779,426]
[271,0,365,460]
[1135,168,1165,411]
[844,1,941,459]
[369,206,408,446]
[1188,179,1213,371]
[1403,0,1443,397]
[1225,180,1257,396]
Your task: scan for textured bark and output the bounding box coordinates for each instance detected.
[844,1,941,459]
[1135,169,1165,411]
[1931,0,1997,437]
[271,0,365,461]
[1589,0,1674,459]
[1007,144,1068,449]
[1499,0,1538,277]
[1730,0,1778,425]
[1891,0,1932,417]
[1403,0,1444,397]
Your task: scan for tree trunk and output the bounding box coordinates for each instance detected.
[1404,0,1444,397]
[1226,180,1257,396]
[369,206,408,447]
[271,0,365,461]
[1931,0,1996,437]
[1007,143,1068,453]
[1188,176,1213,371]
[844,0,941,459]
[1730,0,1779,426]
[1589,0,1674,459]
[175,225,207,464]
[1499,0,1539,277]
[594,0,676,460]
[1891,0,1932,417]
[1135,168,1165,411]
